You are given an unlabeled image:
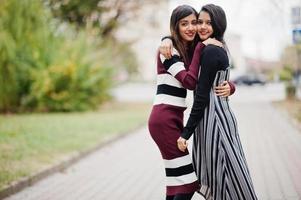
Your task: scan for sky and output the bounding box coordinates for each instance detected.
[169,0,301,61]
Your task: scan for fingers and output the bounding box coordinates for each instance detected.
[159,46,172,59]
[178,143,186,152]
[164,46,171,59]
[215,91,230,97]
[169,45,173,59]
[215,81,230,97]
[167,46,172,59]
[159,46,170,59]
[211,38,222,47]
[218,81,229,88]
[216,41,223,47]
[215,89,230,97]
[202,38,211,46]
[177,138,188,152]
[215,87,230,96]
[159,38,173,59]
[203,38,223,47]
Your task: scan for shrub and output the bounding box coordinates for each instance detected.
[0,0,114,112]
[0,0,58,112]
[279,65,293,82]
[285,82,296,100]
[25,32,113,111]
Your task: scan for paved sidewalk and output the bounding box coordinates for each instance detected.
[4,84,301,200]
[3,127,165,200]
[229,102,301,200]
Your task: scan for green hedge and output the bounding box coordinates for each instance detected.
[0,0,116,112]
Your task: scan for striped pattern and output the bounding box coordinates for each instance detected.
[153,94,186,108]
[148,47,202,195]
[156,74,183,88]
[166,173,198,186]
[153,49,187,108]
[160,53,185,76]
[148,103,199,195]
[164,154,194,168]
[192,68,258,200]
[156,84,187,98]
[167,62,186,77]
[164,155,198,187]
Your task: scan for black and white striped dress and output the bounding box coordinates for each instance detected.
[194,69,257,200]
[181,45,258,200]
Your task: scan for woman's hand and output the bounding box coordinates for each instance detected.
[215,81,231,97]
[159,38,173,59]
[202,38,223,47]
[177,137,188,152]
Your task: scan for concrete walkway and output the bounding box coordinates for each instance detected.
[4,83,301,200]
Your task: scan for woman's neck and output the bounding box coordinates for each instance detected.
[182,40,189,49]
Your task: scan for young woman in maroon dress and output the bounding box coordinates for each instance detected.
[148,5,235,200]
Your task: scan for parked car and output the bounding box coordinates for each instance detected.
[232,74,266,86]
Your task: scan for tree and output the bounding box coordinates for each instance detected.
[46,0,101,27]
[46,0,160,38]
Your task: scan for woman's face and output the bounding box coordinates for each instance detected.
[197,11,213,41]
[178,14,197,43]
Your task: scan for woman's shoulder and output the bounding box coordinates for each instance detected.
[203,45,225,55]
[202,45,228,61]
[201,45,228,67]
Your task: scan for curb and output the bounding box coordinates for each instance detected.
[0,123,146,200]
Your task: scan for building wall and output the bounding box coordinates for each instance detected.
[225,33,247,78]
[115,1,170,81]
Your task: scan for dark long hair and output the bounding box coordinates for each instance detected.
[170,5,198,65]
[201,4,227,43]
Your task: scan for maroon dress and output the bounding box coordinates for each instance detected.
[148,43,205,196]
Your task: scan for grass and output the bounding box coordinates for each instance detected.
[273,99,301,124]
[0,101,151,190]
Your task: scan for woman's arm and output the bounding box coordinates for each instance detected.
[160,42,205,90]
[159,38,232,94]
[159,37,173,59]
[159,37,223,59]
[181,47,219,140]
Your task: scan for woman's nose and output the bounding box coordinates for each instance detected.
[188,24,195,31]
[200,23,206,29]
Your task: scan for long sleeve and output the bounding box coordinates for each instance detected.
[181,46,220,140]
[229,81,236,95]
[160,42,205,90]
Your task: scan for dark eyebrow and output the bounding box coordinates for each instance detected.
[179,19,197,23]
[198,19,211,22]
[179,20,189,23]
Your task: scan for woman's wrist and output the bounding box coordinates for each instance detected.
[161,36,172,42]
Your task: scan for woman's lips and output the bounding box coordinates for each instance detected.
[185,33,195,37]
[199,32,208,36]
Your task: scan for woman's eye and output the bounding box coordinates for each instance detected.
[192,21,197,25]
[181,23,188,26]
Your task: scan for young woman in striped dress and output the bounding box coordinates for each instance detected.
[175,4,258,200]
[148,5,235,200]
